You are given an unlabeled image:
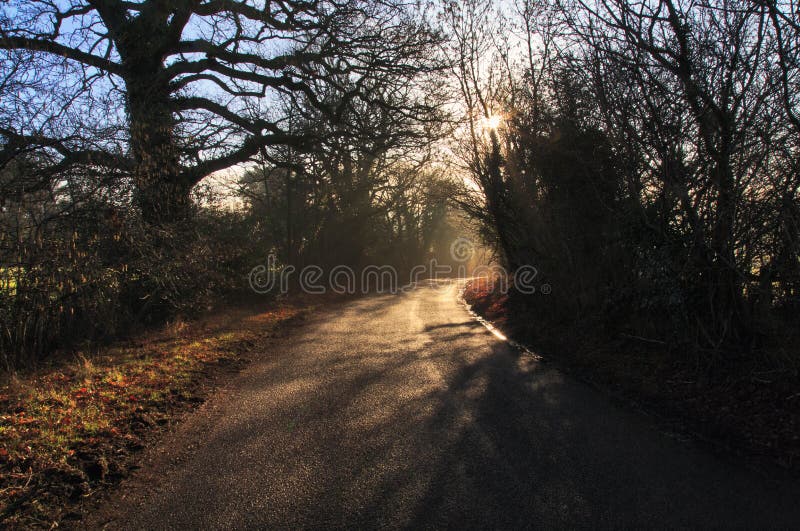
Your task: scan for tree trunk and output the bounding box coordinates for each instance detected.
[710,149,747,343]
[484,132,521,271]
[125,57,190,225]
[285,170,296,266]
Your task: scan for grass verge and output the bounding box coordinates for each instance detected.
[463,278,800,475]
[0,297,317,528]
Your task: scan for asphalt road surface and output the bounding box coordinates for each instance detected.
[99,281,800,529]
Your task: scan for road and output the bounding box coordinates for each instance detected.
[98,281,800,529]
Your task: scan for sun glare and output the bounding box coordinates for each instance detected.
[482,114,503,131]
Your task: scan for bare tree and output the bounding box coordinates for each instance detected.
[446,0,799,350]
[0,0,441,224]
[239,69,447,269]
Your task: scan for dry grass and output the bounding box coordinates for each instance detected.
[0,300,312,528]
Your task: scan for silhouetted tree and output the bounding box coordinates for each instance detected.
[0,0,442,225]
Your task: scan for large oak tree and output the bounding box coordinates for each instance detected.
[0,0,440,224]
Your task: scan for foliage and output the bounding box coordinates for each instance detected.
[0,157,262,369]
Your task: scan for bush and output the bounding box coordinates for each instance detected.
[0,191,259,370]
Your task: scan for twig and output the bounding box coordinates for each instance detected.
[620,333,666,345]
[0,467,33,494]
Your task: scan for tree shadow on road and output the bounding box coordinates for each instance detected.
[115,292,800,529]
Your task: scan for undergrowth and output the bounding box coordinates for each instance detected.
[0,300,310,528]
